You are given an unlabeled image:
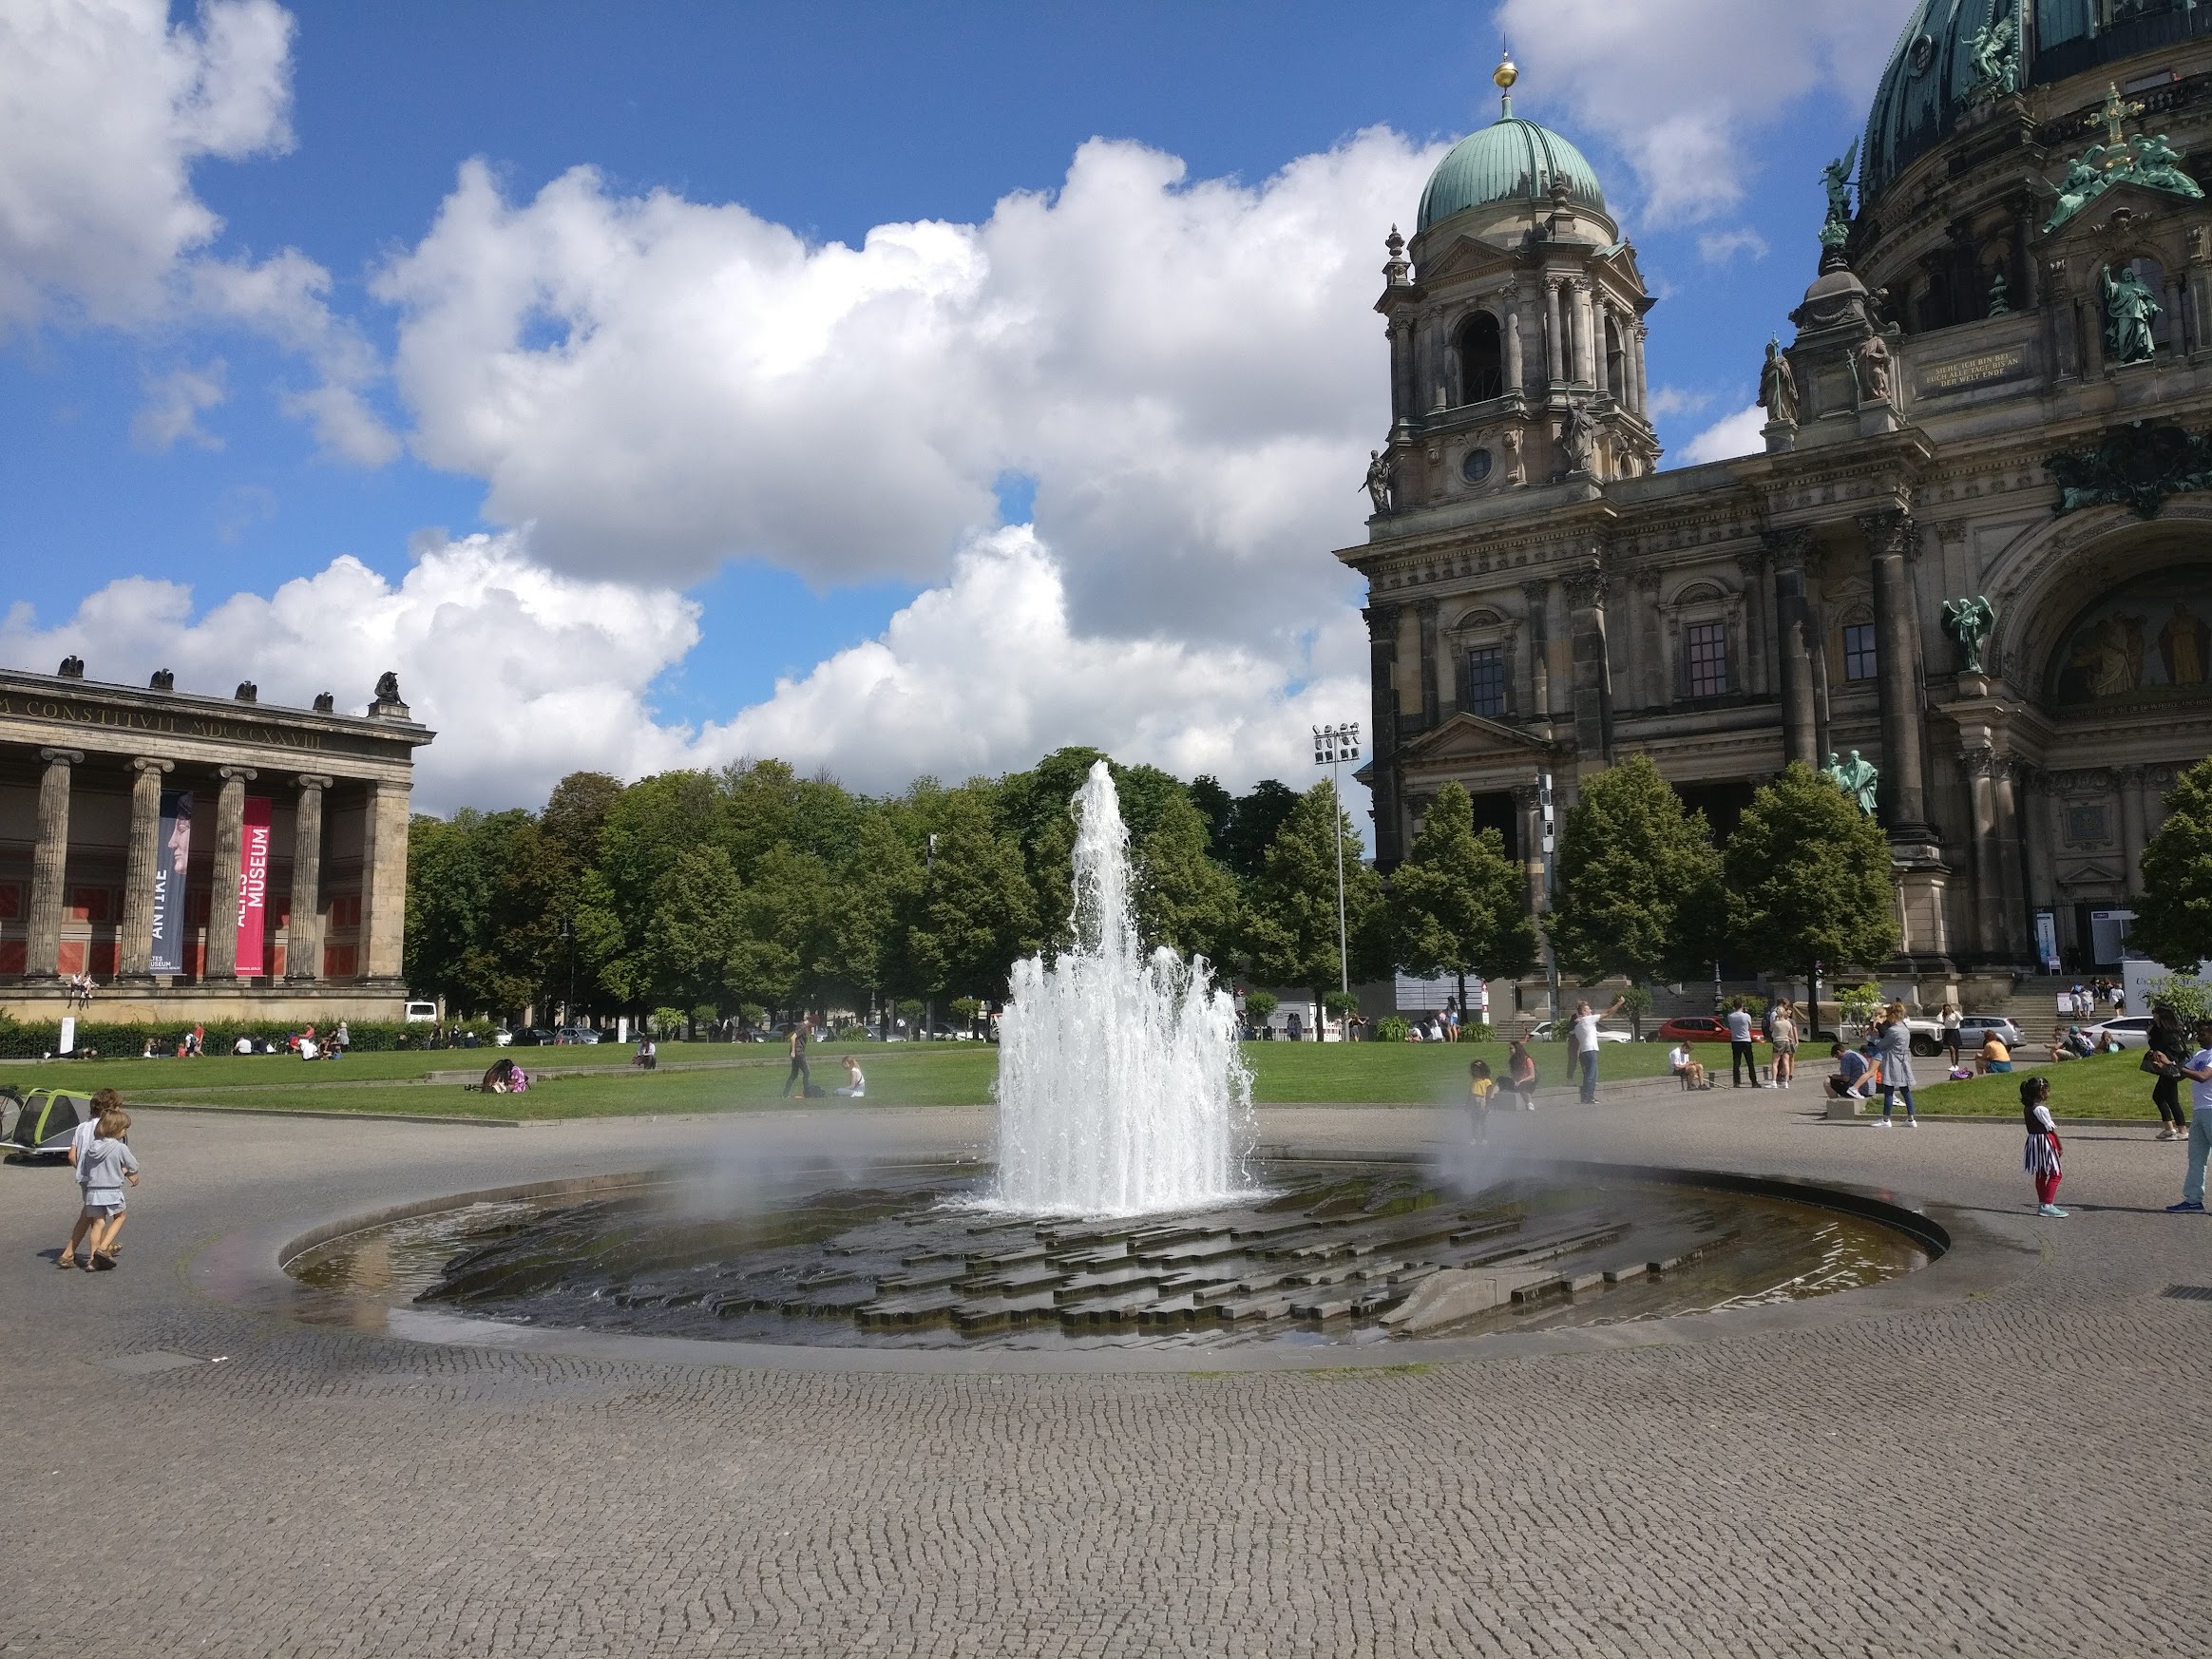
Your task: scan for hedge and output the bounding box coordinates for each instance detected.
[0,1016,504,1060]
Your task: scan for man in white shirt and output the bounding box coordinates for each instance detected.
[1571,995,1626,1103]
[2165,1019,2212,1211]
[1726,1003,1762,1088]
[1667,1041,1706,1090]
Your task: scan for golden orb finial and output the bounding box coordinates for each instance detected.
[1494,46,1518,118]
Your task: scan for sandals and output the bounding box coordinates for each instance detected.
[90,1252,116,1271]
[56,1253,79,1269]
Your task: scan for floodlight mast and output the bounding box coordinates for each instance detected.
[1311,722,1361,1001]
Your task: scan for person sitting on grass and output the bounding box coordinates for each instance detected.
[1667,1041,1707,1091]
[1979,1032,2013,1075]
[2047,1026,2095,1062]
[835,1055,866,1098]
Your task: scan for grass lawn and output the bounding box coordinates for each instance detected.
[1914,1050,2166,1119]
[3,1033,1718,1121]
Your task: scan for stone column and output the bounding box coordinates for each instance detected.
[1563,563,1612,766]
[1767,531,1819,767]
[24,747,83,980]
[358,777,413,987]
[1387,319,1413,424]
[1962,746,2002,957]
[1735,548,1772,697]
[1513,783,1546,917]
[2021,769,2056,918]
[1521,579,1552,718]
[1994,757,2030,957]
[1364,604,1404,868]
[286,774,333,983]
[1570,282,1595,385]
[1416,601,1440,728]
[1618,570,1648,715]
[204,766,255,982]
[1545,280,1564,384]
[118,757,172,980]
[1632,324,1649,415]
[1505,311,1524,394]
[2119,765,2148,894]
[2167,276,2186,354]
[1859,510,1934,841]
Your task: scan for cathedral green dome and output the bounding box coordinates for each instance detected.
[1416,116,1608,234]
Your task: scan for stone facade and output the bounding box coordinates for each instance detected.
[1340,36,2212,988]
[0,665,432,1022]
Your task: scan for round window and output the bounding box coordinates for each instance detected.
[1461,448,1493,484]
[1908,33,1934,75]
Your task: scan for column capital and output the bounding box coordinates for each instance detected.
[131,755,174,775]
[1562,563,1609,608]
[1961,742,1999,779]
[1763,526,1815,569]
[1734,547,1772,582]
[1855,508,1916,560]
[295,772,334,791]
[38,747,85,767]
[1362,602,1402,639]
[1520,577,1553,605]
[219,765,257,783]
[1510,781,1542,809]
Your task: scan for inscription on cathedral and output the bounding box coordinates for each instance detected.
[1917,347,2027,395]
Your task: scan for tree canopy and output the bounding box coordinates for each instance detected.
[2129,757,2212,971]
[1389,781,1535,998]
[1723,763,1898,979]
[1548,753,1724,986]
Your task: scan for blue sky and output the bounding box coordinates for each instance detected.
[0,1,1908,810]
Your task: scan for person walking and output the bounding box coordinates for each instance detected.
[1465,1058,1495,1142]
[2021,1075,2066,1216]
[781,1018,812,1098]
[57,1088,124,1268]
[1726,1001,1760,1088]
[1771,1001,1800,1089]
[71,1102,139,1270]
[2165,1019,2212,1212]
[2146,1003,2191,1140]
[1873,1001,1918,1127]
[1572,996,1625,1104]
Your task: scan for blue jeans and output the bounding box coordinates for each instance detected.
[1882,1084,1916,1119]
[2185,1110,2212,1205]
[1579,1046,1598,1102]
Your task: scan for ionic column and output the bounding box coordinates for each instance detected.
[24,747,83,980]
[286,774,333,982]
[358,777,413,985]
[118,757,172,981]
[1545,281,1564,383]
[1505,311,1524,393]
[1767,530,1819,766]
[204,766,255,981]
[1858,510,1934,840]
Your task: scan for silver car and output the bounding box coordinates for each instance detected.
[2077,1015,2152,1051]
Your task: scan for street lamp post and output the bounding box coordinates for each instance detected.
[1311,723,1362,1009]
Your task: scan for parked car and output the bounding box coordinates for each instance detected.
[1529,1018,1633,1044]
[1900,1013,2024,1056]
[2077,1015,2152,1051]
[512,1027,556,1046]
[490,1029,513,1047]
[1654,1015,1734,1044]
[402,1001,438,1023]
[552,1026,601,1044]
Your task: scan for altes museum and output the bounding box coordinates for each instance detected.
[1341,4,2212,993]
[0,663,431,1023]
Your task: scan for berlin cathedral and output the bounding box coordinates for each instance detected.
[1341,2,2212,1001]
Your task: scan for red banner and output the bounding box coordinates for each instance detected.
[236,795,273,975]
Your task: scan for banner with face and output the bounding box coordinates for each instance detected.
[150,791,191,976]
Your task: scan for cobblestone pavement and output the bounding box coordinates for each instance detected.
[3,1088,2208,1657]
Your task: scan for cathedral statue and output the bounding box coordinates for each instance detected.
[1557,399,1595,475]
[2131,132,2204,200]
[1757,337,1799,425]
[1500,426,1526,486]
[1941,595,1996,676]
[1821,140,1857,230]
[2104,264,2161,364]
[1824,750,1879,815]
[374,670,404,704]
[1854,332,1894,404]
[1363,449,1395,515]
[1963,10,2019,104]
[1987,272,2010,317]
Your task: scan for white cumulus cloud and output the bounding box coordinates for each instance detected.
[1680,402,1765,466]
[1493,0,1903,225]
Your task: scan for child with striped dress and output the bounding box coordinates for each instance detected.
[2022,1076,2064,1217]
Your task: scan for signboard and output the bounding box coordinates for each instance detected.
[2089,907,2135,967]
[2033,908,2061,974]
[1394,973,1488,1017]
[150,790,192,975]
[235,795,273,975]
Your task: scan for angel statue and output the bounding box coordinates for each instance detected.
[1964,10,2019,103]
[1362,448,1395,515]
[1821,140,1858,230]
[1941,595,1996,676]
[2104,264,2161,364]
[1757,337,1799,426]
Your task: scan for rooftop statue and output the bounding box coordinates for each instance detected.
[1557,398,1595,476]
[374,670,403,704]
[1853,332,1894,405]
[1819,140,1857,245]
[1824,751,1878,815]
[1362,449,1395,515]
[2104,264,2161,365]
[1987,271,2011,318]
[2130,132,2204,200]
[1941,596,1996,676]
[2042,86,2202,232]
[1962,10,2019,105]
[1757,337,1799,426]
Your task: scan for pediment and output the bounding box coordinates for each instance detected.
[1418,234,1521,286]
[2056,858,2125,887]
[2044,179,2206,248]
[1395,711,1562,765]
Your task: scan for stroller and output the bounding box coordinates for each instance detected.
[1,1087,95,1162]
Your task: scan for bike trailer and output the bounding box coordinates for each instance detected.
[1,1087,93,1160]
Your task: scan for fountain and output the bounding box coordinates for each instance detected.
[991,761,1256,1215]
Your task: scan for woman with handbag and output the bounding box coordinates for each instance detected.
[2145,1003,2191,1140]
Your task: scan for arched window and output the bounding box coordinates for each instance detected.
[1457,312,1503,404]
[1604,316,1625,400]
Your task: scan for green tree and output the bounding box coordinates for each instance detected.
[1548,753,1724,989]
[403,808,533,1014]
[728,844,832,1014]
[643,845,746,1013]
[904,790,1039,1002]
[822,806,925,1021]
[1132,788,1241,965]
[1216,779,1300,879]
[1723,763,1898,987]
[1241,780,1390,1002]
[1389,781,1535,1013]
[2129,758,2212,971]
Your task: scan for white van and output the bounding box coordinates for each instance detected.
[403,1001,438,1023]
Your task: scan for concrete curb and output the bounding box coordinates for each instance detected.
[128,1099,525,1129]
